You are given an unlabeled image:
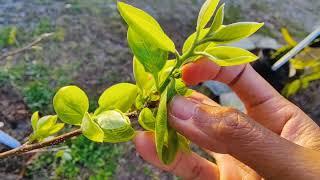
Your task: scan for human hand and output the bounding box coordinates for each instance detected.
[134,58,320,180]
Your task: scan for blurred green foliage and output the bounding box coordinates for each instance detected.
[0,26,17,48]
[25,136,124,179]
[273,28,320,97]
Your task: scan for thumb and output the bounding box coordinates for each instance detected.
[168,95,320,179]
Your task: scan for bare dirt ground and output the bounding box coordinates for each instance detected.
[1,0,320,179]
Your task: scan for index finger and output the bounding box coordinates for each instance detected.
[181,58,299,133]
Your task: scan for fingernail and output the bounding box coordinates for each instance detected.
[169,96,198,120]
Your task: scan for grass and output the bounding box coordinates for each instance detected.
[25,136,125,179]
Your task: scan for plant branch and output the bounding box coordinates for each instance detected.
[159,30,201,92]
[0,129,82,159]
[0,110,144,159]
[0,32,54,61]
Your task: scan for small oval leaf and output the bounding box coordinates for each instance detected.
[96,110,135,143]
[203,46,258,66]
[81,112,104,142]
[133,57,155,96]
[48,123,65,136]
[96,83,138,114]
[183,28,211,54]
[118,2,175,52]
[53,86,89,125]
[138,108,155,131]
[208,22,264,44]
[31,111,39,131]
[128,28,168,75]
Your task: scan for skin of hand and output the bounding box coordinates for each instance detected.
[134,58,320,180]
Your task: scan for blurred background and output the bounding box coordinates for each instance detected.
[0,0,319,179]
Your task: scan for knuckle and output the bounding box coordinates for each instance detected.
[216,107,255,140]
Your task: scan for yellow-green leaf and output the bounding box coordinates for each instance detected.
[36,115,57,133]
[128,28,168,75]
[53,86,89,125]
[281,28,297,46]
[138,108,155,131]
[159,60,176,85]
[96,83,138,114]
[202,46,258,66]
[183,28,211,54]
[175,79,193,96]
[208,3,225,34]
[162,126,179,164]
[155,88,168,162]
[31,111,39,131]
[118,2,175,52]
[197,0,220,30]
[48,123,65,136]
[81,112,104,142]
[96,110,135,143]
[208,22,264,44]
[133,56,155,96]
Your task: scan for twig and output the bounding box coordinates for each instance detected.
[0,110,144,158]
[0,33,54,61]
[0,129,82,159]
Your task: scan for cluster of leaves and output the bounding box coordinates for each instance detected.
[273,28,320,97]
[26,0,263,164]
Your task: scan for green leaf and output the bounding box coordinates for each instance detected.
[282,80,301,97]
[48,123,65,136]
[162,126,179,164]
[138,108,155,131]
[208,4,225,34]
[197,0,220,30]
[201,46,258,66]
[135,94,145,110]
[53,86,89,125]
[133,56,155,96]
[155,84,179,164]
[182,28,211,54]
[159,60,176,85]
[175,79,193,96]
[208,22,264,44]
[96,110,135,143]
[81,112,104,142]
[178,134,191,153]
[95,83,138,114]
[128,28,168,76]
[36,115,57,133]
[33,115,59,139]
[155,88,168,162]
[118,2,175,52]
[31,111,39,131]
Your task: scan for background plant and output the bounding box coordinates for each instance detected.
[0,0,263,165]
[273,28,320,97]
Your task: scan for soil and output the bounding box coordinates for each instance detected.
[0,84,31,179]
[291,81,320,125]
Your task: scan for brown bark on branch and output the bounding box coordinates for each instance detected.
[0,110,144,158]
[0,129,82,159]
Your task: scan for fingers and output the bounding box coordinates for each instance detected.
[134,131,219,180]
[182,58,279,108]
[182,58,301,133]
[168,95,320,179]
[208,152,261,180]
